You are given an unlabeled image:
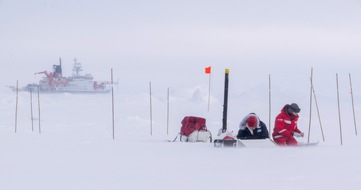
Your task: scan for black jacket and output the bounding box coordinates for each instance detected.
[237,121,269,139]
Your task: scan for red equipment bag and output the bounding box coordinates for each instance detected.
[180,116,207,136]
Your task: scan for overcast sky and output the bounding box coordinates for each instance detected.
[1,0,361,94]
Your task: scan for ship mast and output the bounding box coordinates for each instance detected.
[72,58,83,77]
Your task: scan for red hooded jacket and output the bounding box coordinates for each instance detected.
[272,105,301,139]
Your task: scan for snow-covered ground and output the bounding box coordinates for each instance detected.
[1,77,361,190]
[1,0,361,190]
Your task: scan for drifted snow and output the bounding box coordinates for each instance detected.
[1,0,361,189]
[1,87,360,190]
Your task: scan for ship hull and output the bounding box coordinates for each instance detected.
[37,77,111,93]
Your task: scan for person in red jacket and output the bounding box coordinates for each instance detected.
[272,103,304,146]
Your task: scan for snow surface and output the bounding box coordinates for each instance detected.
[1,81,361,190]
[1,0,361,190]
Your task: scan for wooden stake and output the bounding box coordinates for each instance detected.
[30,89,34,132]
[307,68,313,143]
[149,81,153,136]
[349,73,357,135]
[268,74,272,137]
[38,86,41,134]
[336,73,343,145]
[111,68,115,139]
[310,76,325,141]
[15,80,18,133]
[167,87,170,135]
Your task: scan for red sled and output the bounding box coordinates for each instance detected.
[173,116,212,142]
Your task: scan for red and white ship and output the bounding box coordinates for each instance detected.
[29,58,111,93]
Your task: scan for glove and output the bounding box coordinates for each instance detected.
[293,132,304,137]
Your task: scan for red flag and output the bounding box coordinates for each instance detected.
[205,66,211,74]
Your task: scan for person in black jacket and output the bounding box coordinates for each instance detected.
[236,113,269,139]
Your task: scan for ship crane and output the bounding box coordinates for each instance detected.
[34,71,53,79]
[22,58,111,93]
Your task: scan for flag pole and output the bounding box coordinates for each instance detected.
[349,73,357,135]
[336,73,343,145]
[205,66,211,112]
[222,69,229,133]
[208,72,211,112]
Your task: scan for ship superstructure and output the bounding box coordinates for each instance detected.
[32,58,111,93]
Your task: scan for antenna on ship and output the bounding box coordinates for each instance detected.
[72,58,83,77]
